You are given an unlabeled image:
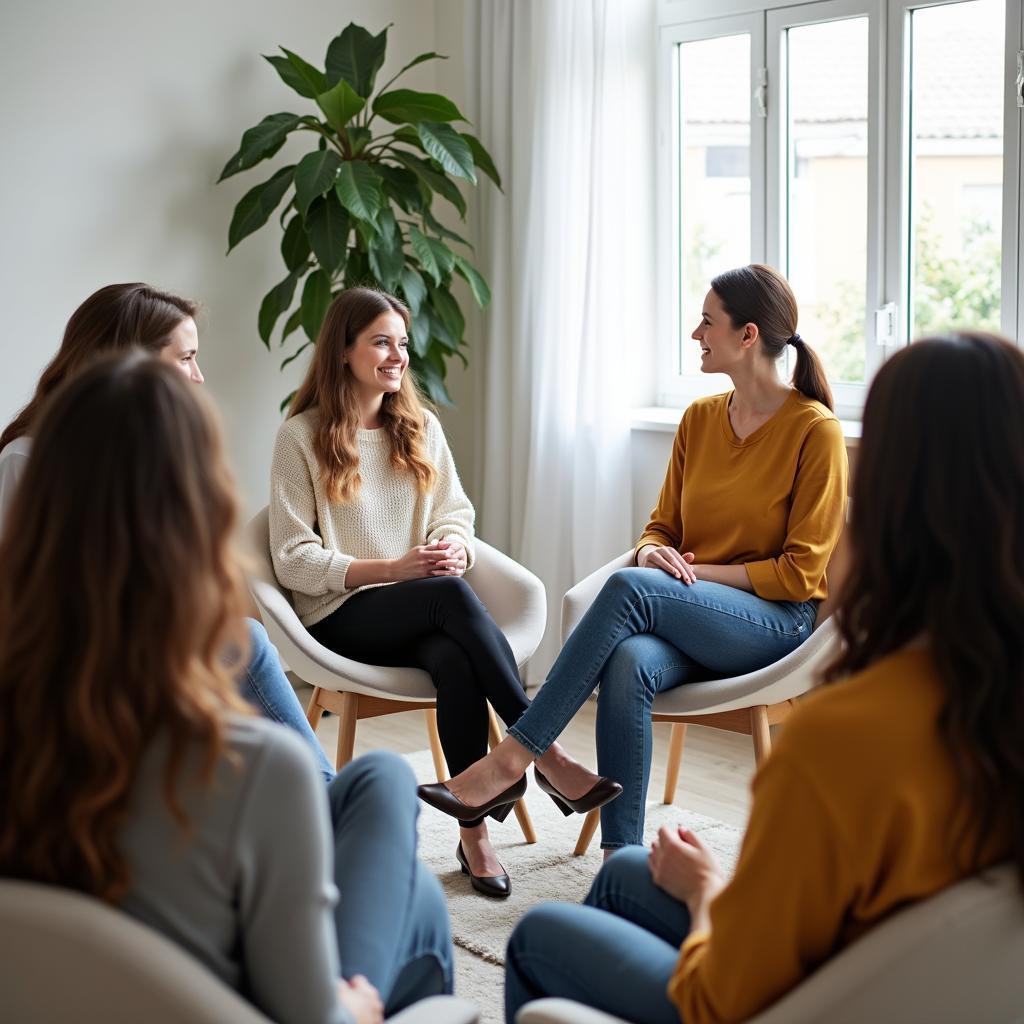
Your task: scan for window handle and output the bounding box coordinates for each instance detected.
[875,303,899,348]
[754,67,768,118]
[1017,50,1023,109]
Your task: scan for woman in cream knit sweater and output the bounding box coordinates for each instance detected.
[271,287,590,898]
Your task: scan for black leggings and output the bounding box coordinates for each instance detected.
[309,577,531,826]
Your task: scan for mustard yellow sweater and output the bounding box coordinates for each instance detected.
[635,390,847,602]
[669,647,1009,1023]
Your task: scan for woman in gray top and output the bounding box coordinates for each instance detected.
[0,353,452,1024]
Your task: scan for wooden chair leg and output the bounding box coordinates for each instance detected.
[751,705,771,765]
[574,809,600,856]
[487,706,537,845]
[424,708,447,781]
[335,692,358,770]
[662,723,687,804]
[306,686,325,731]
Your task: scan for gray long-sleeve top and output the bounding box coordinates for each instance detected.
[118,715,350,1024]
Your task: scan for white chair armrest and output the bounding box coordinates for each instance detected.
[466,540,547,668]
[561,551,633,643]
[517,998,629,1024]
[391,995,480,1024]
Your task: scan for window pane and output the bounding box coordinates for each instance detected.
[785,17,869,384]
[909,0,1004,340]
[678,34,751,375]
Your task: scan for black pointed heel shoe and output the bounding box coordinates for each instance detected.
[533,767,623,816]
[456,842,511,899]
[417,774,528,823]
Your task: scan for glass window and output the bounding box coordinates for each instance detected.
[908,0,1004,340]
[784,17,870,383]
[677,33,752,375]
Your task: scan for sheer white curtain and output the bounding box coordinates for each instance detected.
[464,0,653,682]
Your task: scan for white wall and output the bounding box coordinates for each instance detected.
[0,0,459,513]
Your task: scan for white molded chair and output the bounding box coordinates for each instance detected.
[246,507,547,843]
[515,862,1024,1024]
[561,535,847,855]
[0,879,480,1024]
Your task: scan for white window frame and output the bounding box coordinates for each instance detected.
[656,0,1024,416]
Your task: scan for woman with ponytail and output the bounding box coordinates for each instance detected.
[423,264,847,858]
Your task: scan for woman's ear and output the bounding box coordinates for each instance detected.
[741,322,760,350]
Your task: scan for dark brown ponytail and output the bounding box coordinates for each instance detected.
[711,264,834,411]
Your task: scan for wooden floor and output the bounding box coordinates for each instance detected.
[299,684,754,829]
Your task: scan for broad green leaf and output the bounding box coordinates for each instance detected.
[354,218,377,249]
[422,207,470,248]
[280,307,303,345]
[372,88,466,125]
[281,214,311,271]
[417,122,476,183]
[279,389,297,414]
[453,254,491,307]
[305,195,350,275]
[335,161,384,224]
[325,23,388,97]
[400,267,427,316]
[376,164,423,213]
[368,219,404,290]
[424,305,459,351]
[218,113,300,181]
[263,48,328,100]
[345,247,370,284]
[393,126,423,149]
[429,285,465,340]
[391,152,466,218]
[413,348,453,405]
[281,339,313,370]
[410,308,432,355]
[461,132,502,189]
[316,79,365,133]
[300,269,333,341]
[409,227,455,285]
[227,164,296,251]
[258,270,302,347]
[294,149,342,217]
[347,126,372,155]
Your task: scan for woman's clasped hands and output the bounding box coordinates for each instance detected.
[637,544,698,584]
[390,539,468,581]
[649,824,726,913]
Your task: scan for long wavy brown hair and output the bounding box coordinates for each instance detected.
[288,287,436,502]
[824,332,1024,888]
[0,282,197,450]
[0,353,251,902]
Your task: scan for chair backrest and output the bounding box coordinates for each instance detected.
[748,862,1024,1024]
[0,880,271,1024]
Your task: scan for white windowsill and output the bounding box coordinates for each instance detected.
[631,405,863,446]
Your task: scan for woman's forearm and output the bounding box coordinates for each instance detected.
[693,563,754,592]
[343,559,395,588]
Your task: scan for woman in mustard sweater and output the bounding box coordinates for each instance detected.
[420,265,847,853]
[503,331,1021,1023]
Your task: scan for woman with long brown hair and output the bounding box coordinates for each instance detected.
[0,354,452,1024]
[423,264,847,857]
[271,286,606,898]
[503,331,1022,1023]
[0,282,333,781]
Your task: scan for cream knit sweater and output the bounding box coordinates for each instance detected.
[270,408,475,627]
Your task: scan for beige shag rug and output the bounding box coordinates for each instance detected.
[405,751,743,1023]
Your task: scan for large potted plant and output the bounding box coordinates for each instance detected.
[219,22,500,407]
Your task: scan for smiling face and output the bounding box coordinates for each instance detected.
[691,288,758,374]
[344,310,410,400]
[157,316,204,383]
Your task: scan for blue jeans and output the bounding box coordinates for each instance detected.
[329,751,453,1012]
[506,847,688,1023]
[508,569,816,847]
[238,619,335,783]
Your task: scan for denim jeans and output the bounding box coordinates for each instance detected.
[506,847,689,1023]
[507,569,816,847]
[329,751,454,1012]
[238,619,335,782]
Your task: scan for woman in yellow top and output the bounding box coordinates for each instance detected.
[503,330,1021,1023]
[420,264,847,854]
